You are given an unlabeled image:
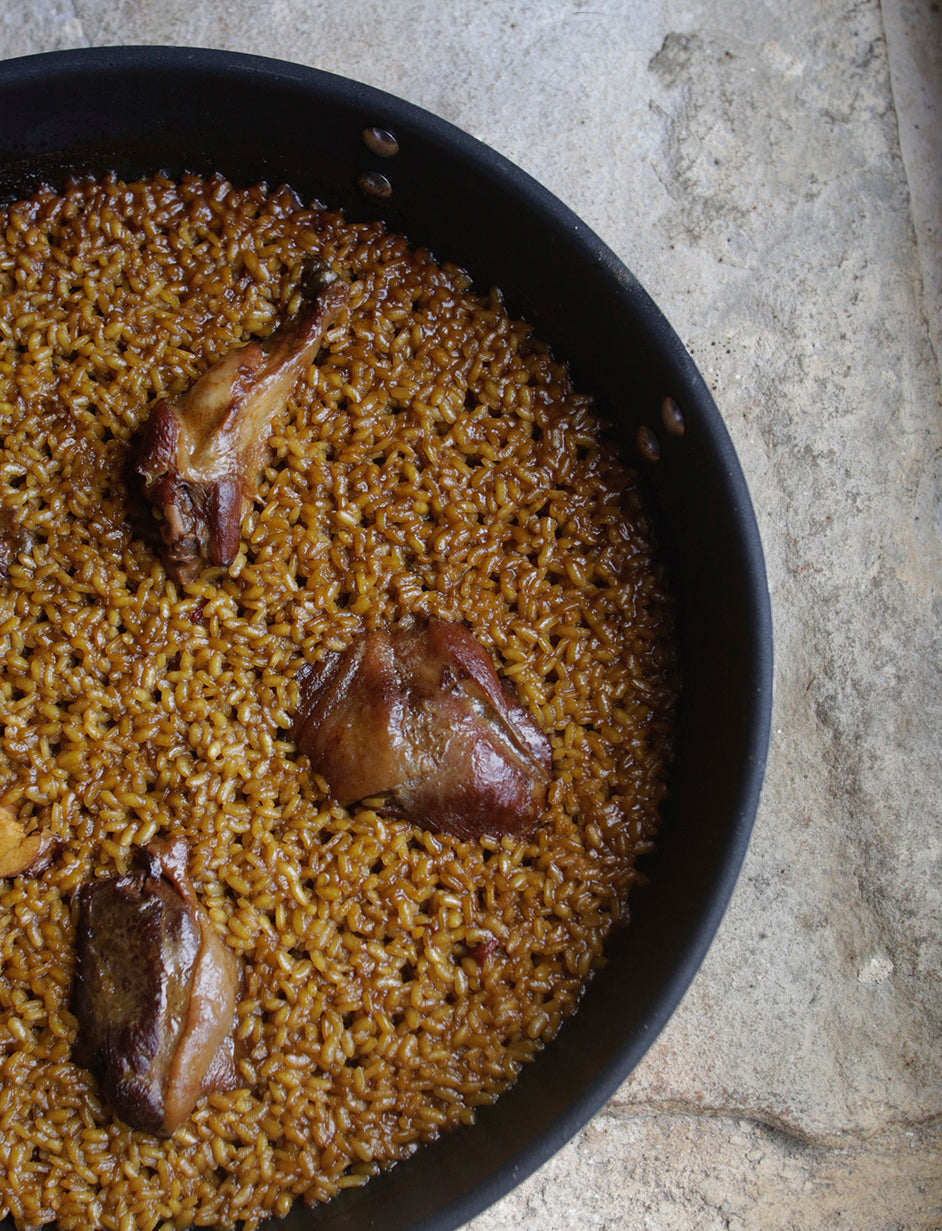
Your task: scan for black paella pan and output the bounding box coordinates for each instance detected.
[0,45,773,1231]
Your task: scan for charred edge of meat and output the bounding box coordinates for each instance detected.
[130,262,350,583]
[72,837,239,1137]
[293,618,553,841]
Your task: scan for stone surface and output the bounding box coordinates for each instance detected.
[883,0,942,370]
[1,0,940,1228]
[470,1113,942,1231]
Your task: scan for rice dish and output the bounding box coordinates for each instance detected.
[0,174,675,1231]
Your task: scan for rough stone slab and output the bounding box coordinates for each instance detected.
[619,0,942,1142]
[883,0,942,370]
[0,0,940,1227]
[0,2,85,58]
[467,1110,942,1231]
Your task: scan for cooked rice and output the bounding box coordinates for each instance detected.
[0,173,675,1231]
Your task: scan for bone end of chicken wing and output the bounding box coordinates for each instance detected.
[131,264,349,583]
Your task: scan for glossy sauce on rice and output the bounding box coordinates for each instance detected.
[0,175,675,1230]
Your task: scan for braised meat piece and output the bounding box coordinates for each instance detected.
[132,264,349,582]
[0,509,36,580]
[73,838,239,1137]
[0,805,58,878]
[294,619,552,841]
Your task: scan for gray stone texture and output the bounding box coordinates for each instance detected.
[2,0,940,1227]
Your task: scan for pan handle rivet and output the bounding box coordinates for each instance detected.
[362,127,400,158]
[661,396,686,436]
[358,171,393,200]
[636,425,661,463]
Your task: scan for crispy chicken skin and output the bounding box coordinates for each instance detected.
[72,838,239,1137]
[132,265,349,582]
[294,619,552,841]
